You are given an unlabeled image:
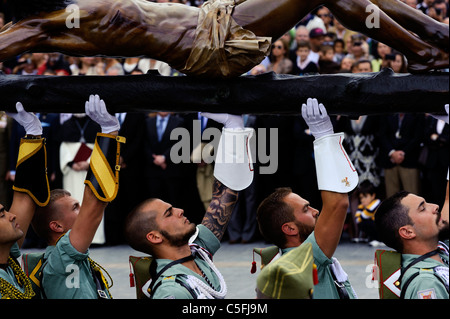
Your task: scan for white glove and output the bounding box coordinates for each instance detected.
[301,98,333,139]
[85,94,120,133]
[7,102,42,136]
[431,104,449,124]
[200,112,244,130]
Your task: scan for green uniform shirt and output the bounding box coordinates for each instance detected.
[42,230,111,299]
[0,244,24,298]
[282,231,356,299]
[401,240,449,299]
[151,225,221,299]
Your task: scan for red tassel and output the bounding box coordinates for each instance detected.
[129,261,135,287]
[313,264,319,285]
[251,261,257,274]
[250,250,257,274]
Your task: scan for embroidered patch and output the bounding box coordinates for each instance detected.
[341,177,350,187]
[433,266,449,289]
[417,288,436,299]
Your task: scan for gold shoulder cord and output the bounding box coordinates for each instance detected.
[0,257,35,299]
[89,258,114,298]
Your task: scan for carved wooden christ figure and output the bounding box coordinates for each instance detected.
[0,0,448,78]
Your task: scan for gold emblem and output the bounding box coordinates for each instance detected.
[341,177,350,187]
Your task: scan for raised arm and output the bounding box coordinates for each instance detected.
[69,95,123,253]
[6,102,49,248]
[302,98,358,258]
[201,179,239,241]
[199,112,254,240]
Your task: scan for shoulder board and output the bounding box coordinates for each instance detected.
[162,275,177,282]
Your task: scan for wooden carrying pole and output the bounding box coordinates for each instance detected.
[1,69,448,115]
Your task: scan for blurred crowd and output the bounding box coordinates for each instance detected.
[1,0,448,249]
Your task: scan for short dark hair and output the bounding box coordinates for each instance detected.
[296,40,311,50]
[33,189,71,242]
[257,188,295,248]
[357,180,377,197]
[357,59,373,70]
[124,198,159,255]
[374,191,412,252]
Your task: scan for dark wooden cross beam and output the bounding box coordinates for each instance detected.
[1,69,448,115]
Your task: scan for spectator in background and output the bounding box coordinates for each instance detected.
[333,38,346,64]
[294,26,310,47]
[66,56,81,75]
[387,51,408,73]
[289,26,309,66]
[328,17,357,53]
[345,34,373,63]
[308,28,326,66]
[35,53,72,75]
[101,69,148,245]
[421,113,449,208]
[267,38,293,74]
[280,30,296,51]
[354,180,383,247]
[318,45,340,74]
[336,113,381,242]
[323,31,337,44]
[316,6,333,32]
[227,114,259,244]
[353,59,373,73]
[76,57,105,76]
[305,8,327,34]
[12,54,37,75]
[104,109,147,245]
[143,112,186,213]
[378,113,425,198]
[339,56,355,72]
[104,58,125,75]
[292,41,319,75]
[371,42,392,72]
[178,113,223,224]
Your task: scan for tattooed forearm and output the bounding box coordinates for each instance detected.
[201,179,239,241]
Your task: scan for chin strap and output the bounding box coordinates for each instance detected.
[84,133,126,202]
[13,137,50,206]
